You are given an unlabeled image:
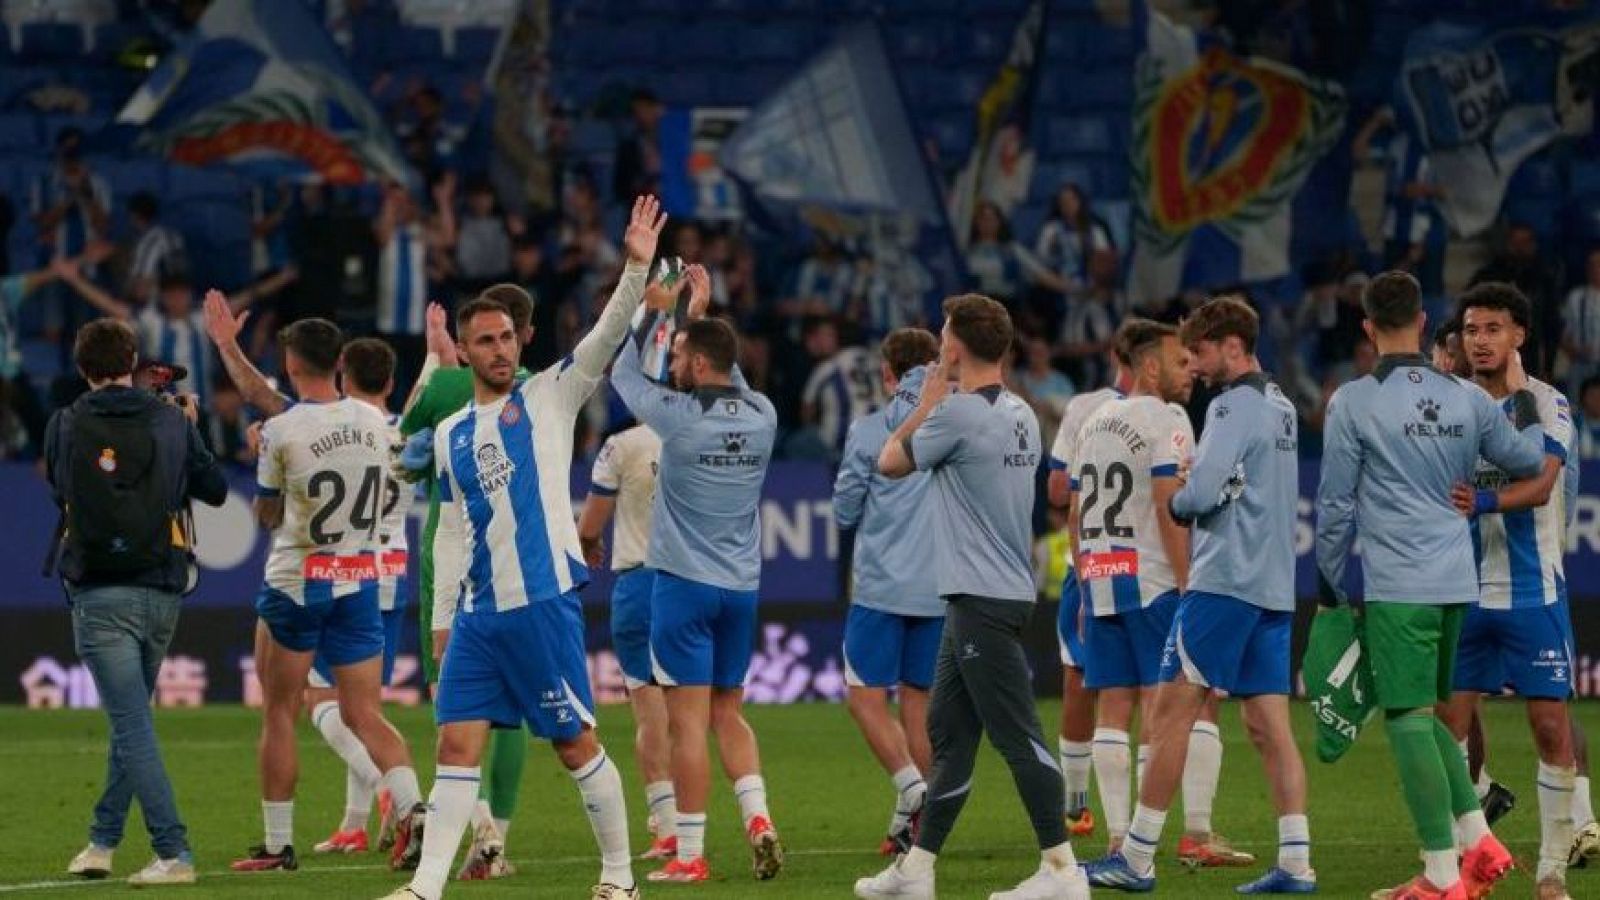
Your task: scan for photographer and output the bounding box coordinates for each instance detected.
[44,320,227,887]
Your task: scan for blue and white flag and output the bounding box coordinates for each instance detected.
[116,0,411,186]
[1396,20,1600,237]
[719,23,965,330]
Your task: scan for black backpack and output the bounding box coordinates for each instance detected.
[60,402,176,576]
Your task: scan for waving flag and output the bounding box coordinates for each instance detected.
[1396,20,1600,237]
[1128,8,1345,302]
[948,0,1047,248]
[116,0,411,186]
[719,24,965,330]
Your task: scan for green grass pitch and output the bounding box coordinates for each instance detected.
[1,701,1596,898]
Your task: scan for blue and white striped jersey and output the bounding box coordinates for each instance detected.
[432,262,647,615]
[376,221,427,336]
[1470,378,1574,610]
[135,307,212,403]
[802,347,884,455]
[611,331,778,592]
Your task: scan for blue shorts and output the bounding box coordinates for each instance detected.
[1057,569,1086,669]
[1160,592,1291,697]
[611,568,656,690]
[1084,592,1179,689]
[1452,602,1573,700]
[649,571,758,689]
[844,605,944,690]
[434,593,596,741]
[256,583,383,668]
[310,608,403,688]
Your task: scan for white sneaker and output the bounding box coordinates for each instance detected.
[989,863,1091,900]
[127,855,197,887]
[855,857,936,899]
[455,821,507,881]
[67,844,113,879]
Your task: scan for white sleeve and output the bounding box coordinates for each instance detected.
[431,428,467,630]
[534,260,648,414]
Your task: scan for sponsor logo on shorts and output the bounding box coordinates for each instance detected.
[303,553,381,582]
[1080,551,1139,581]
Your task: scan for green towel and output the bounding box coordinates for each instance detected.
[1303,606,1379,763]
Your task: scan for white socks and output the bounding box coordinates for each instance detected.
[342,769,373,831]
[1537,761,1576,882]
[891,766,926,834]
[1424,849,1460,888]
[1575,775,1595,829]
[380,765,423,814]
[572,749,634,889]
[646,780,678,838]
[471,799,494,833]
[311,701,381,832]
[1278,814,1311,876]
[262,800,293,853]
[1092,728,1132,840]
[1183,721,1223,835]
[1458,809,1491,847]
[411,766,479,900]
[1059,738,1092,813]
[900,846,937,877]
[1121,804,1166,877]
[676,812,706,862]
[1041,840,1079,873]
[733,774,770,828]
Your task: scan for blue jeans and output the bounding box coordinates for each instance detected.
[70,586,188,858]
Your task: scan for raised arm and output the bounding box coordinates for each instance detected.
[203,289,290,418]
[1314,391,1361,605]
[53,257,131,320]
[542,195,666,411]
[879,360,953,479]
[228,265,299,315]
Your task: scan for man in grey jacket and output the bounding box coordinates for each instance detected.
[1317,271,1545,899]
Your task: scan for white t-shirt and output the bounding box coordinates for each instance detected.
[257,398,397,604]
[1072,395,1193,616]
[589,424,662,571]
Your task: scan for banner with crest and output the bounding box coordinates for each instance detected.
[1128,9,1345,302]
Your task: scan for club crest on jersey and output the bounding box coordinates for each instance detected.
[499,402,521,426]
[474,443,516,494]
[97,448,117,473]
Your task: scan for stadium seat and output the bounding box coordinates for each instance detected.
[38,113,107,149]
[0,111,40,152]
[655,70,713,106]
[1044,117,1112,156]
[1081,26,1135,63]
[676,22,736,62]
[452,26,499,61]
[388,25,444,64]
[571,119,616,157]
[739,23,813,63]
[167,168,247,205]
[18,23,83,59]
[886,22,947,62]
[608,27,659,63]
[97,157,169,202]
[963,19,1011,63]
